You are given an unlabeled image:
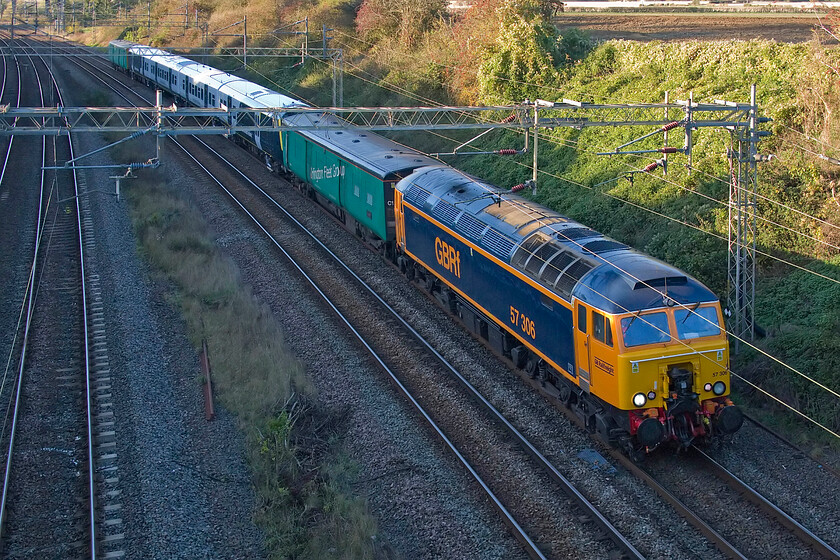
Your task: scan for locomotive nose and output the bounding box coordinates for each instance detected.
[715,404,744,434]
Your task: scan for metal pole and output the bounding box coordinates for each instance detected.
[243,15,247,67]
[686,91,693,175]
[332,55,336,107]
[748,83,758,340]
[663,91,669,175]
[156,90,164,162]
[532,104,538,186]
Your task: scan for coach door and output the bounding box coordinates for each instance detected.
[574,301,592,393]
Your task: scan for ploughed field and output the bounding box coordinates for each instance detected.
[555,13,823,42]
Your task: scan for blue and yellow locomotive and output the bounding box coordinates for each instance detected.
[395,166,743,454]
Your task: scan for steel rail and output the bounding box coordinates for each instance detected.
[0,38,50,543]
[693,448,840,560]
[608,450,747,560]
[0,40,21,193]
[0,36,96,558]
[37,45,97,560]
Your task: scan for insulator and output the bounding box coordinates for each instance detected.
[496,149,518,155]
[643,161,660,173]
[659,147,680,154]
[661,121,681,132]
[510,183,527,192]
[500,114,517,124]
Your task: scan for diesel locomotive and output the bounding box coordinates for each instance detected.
[108,40,744,455]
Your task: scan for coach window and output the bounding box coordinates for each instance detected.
[592,311,613,347]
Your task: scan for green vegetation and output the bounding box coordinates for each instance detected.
[126,164,382,558]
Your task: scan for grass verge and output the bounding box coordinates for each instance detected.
[125,166,384,559]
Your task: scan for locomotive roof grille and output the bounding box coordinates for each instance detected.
[555,260,594,298]
[432,201,460,224]
[634,276,688,290]
[456,213,487,241]
[405,185,431,206]
[555,227,598,241]
[482,229,516,258]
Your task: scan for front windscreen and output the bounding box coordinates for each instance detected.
[621,312,670,347]
[674,306,721,340]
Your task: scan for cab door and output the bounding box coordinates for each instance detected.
[574,301,592,393]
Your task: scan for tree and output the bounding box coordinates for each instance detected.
[355,0,446,48]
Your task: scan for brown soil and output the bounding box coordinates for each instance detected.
[555,13,825,43]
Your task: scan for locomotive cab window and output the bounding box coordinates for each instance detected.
[577,304,586,333]
[592,311,613,347]
[621,311,670,347]
[674,305,721,340]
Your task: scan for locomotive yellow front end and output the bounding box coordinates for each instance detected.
[616,302,744,451]
[571,252,744,455]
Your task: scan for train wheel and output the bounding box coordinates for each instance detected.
[558,384,572,408]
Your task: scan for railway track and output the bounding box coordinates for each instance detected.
[38,34,840,559]
[0,35,102,559]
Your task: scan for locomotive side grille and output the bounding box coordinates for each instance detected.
[540,251,575,287]
[512,233,551,268]
[524,242,557,276]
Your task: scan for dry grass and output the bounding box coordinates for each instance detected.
[124,163,383,558]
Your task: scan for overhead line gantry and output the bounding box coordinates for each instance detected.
[0,95,769,345]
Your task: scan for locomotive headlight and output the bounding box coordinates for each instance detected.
[713,381,726,396]
[632,393,647,407]
[647,391,656,401]
[704,382,713,392]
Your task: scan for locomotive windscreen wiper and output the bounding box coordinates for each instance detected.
[681,302,701,324]
[622,310,642,334]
